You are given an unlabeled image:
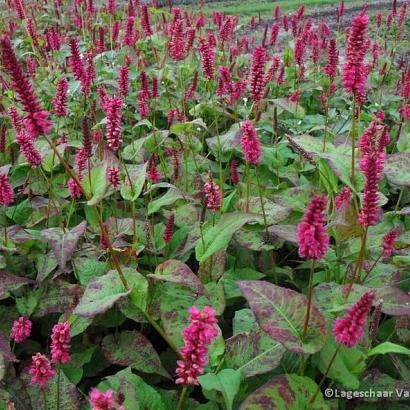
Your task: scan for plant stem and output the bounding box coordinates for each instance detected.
[309,345,341,405]
[350,97,357,184]
[245,161,250,212]
[302,260,315,341]
[42,389,48,410]
[177,386,188,410]
[144,311,180,355]
[344,226,368,300]
[56,363,61,410]
[361,253,383,284]
[255,167,269,239]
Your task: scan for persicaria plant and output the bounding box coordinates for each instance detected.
[0,0,409,409]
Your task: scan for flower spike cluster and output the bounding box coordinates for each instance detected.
[50,321,71,364]
[241,120,261,165]
[333,292,374,347]
[29,353,55,389]
[10,316,32,343]
[175,306,218,385]
[0,36,52,138]
[297,195,329,260]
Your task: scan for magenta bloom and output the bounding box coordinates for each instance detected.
[50,322,71,364]
[104,97,122,151]
[357,122,388,227]
[198,37,215,81]
[89,388,116,410]
[10,316,32,343]
[107,167,121,188]
[137,90,150,119]
[170,19,185,61]
[68,38,85,82]
[140,5,153,37]
[123,16,136,47]
[399,105,410,121]
[270,23,280,47]
[333,292,374,347]
[230,159,240,185]
[297,195,329,260]
[250,46,267,103]
[147,160,161,183]
[118,65,129,97]
[1,36,52,138]
[68,178,82,199]
[324,38,339,80]
[381,229,399,256]
[176,306,218,385]
[0,174,14,206]
[163,214,174,244]
[203,177,222,213]
[16,130,42,167]
[342,14,369,99]
[53,79,69,117]
[241,120,261,165]
[8,106,24,132]
[335,187,352,209]
[29,353,55,389]
[216,66,233,97]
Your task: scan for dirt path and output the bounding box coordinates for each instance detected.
[255,0,406,31]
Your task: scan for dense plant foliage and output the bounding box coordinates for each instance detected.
[0,0,410,408]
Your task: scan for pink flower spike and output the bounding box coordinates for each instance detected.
[50,321,71,364]
[241,120,261,165]
[0,174,14,206]
[333,292,374,347]
[89,388,116,410]
[175,306,218,385]
[297,195,329,260]
[29,353,55,389]
[10,316,32,343]
[381,229,399,256]
[335,187,352,209]
[203,175,222,213]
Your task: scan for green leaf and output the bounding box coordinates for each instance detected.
[239,374,328,410]
[195,213,262,263]
[74,258,108,285]
[102,330,170,378]
[367,342,410,357]
[0,271,33,300]
[83,165,108,206]
[98,367,167,410]
[237,280,327,354]
[271,98,305,118]
[315,331,365,389]
[385,153,410,187]
[198,369,242,410]
[225,331,285,378]
[120,163,147,201]
[73,271,130,317]
[41,221,87,272]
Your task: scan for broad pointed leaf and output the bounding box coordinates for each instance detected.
[198,369,241,410]
[225,331,285,377]
[195,213,262,262]
[42,221,87,271]
[102,330,170,378]
[149,259,205,294]
[237,280,327,354]
[73,271,130,317]
[239,374,328,410]
[0,271,33,300]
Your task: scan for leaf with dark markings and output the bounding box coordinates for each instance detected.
[42,221,87,272]
[0,331,17,363]
[225,331,285,377]
[149,259,205,294]
[0,271,34,300]
[237,280,327,354]
[239,374,328,410]
[73,271,130,317]
[102,330,170,378]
